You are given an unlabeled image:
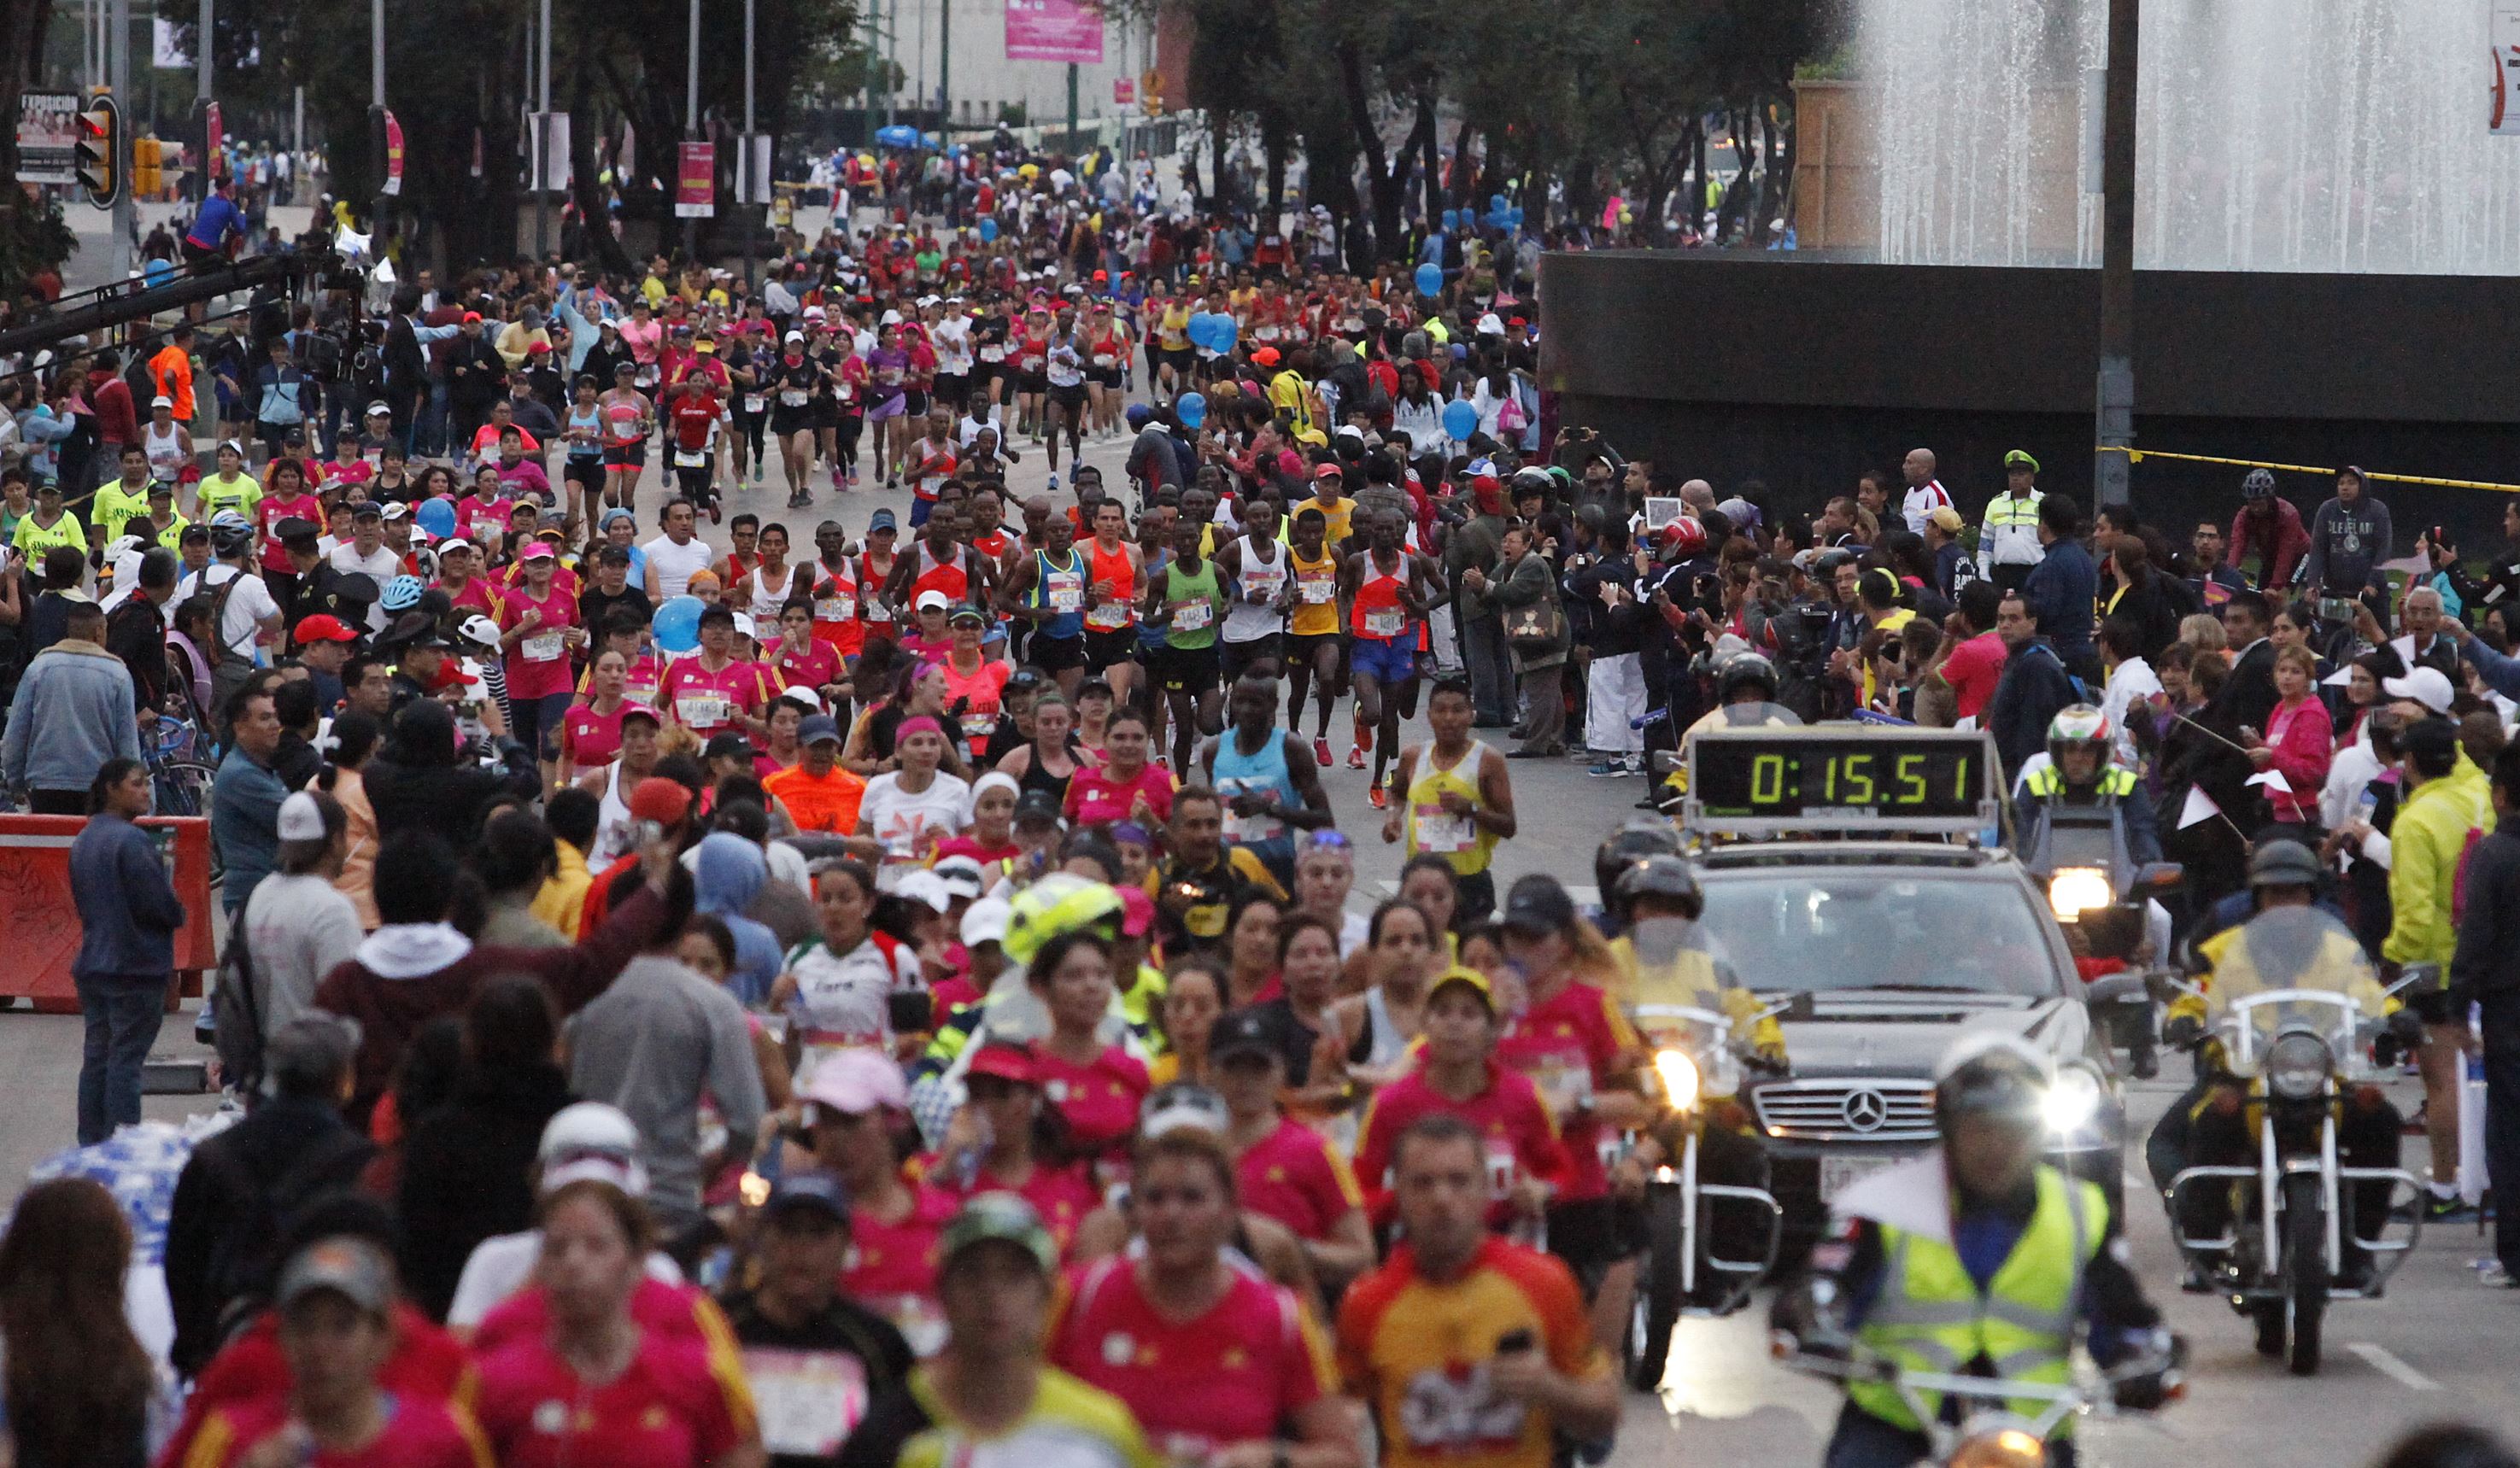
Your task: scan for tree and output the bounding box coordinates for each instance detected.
[0,0,73,294]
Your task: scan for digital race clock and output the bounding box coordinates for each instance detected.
[1685,728,2000,834]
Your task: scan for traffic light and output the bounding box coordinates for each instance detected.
[132,136,161,199]
[76,96,120,208]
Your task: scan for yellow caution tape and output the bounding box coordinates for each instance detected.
[2096,444,2520,495]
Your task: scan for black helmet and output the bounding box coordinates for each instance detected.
[1614,854,1702,922]
[1715,651,1779,705]
[2247,839,2322,891]
[1932,1035,2049,1132]
[2242,467,2276,500]
[1594,818,1682,908]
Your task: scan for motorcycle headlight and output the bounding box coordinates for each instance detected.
[1653,1049,1700,1111]
[2047,867,2114,921]
[1950,1425,2048,1468]
[2267,1032,2334,1101]
[2042,1067,2101,1136]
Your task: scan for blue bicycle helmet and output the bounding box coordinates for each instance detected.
[381,574,426,612]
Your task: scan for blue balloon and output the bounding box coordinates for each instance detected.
[1415,261,1442,297]
[653,595,705,654]
[1441,209,1459,231]
[1490,193,1508,216]
[977,216,999,243]
[1187,313,1217,351]
[1177,392,1207,430]
[1210,315,1237,353]
[1442,399,1479,442]
[414,495,456,541]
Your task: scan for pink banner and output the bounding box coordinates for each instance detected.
[1005,0,1104,63]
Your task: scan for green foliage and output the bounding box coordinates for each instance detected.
[0,196,76,295]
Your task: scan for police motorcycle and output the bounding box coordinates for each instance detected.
[1647,650,1805,817]
[2157,900,2431,1375]
[2015,707,2183,1079]
[1779,1343,2177,1468]
[1610,854,1798,1389]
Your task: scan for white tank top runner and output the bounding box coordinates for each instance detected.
[1222,534,1291,644]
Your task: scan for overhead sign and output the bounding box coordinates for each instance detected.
[2497,2,2520,133]
[675,140,716,218]
[1005,0,1104,64]
[16,91,79,185]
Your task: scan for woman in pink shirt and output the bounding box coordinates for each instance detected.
[498,541,582,783]
[1064,705,1176,830]
[2246,644,2333,828]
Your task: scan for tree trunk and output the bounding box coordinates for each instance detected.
[1337,43,1428,266]
[1752,104,1786,246]
[1450,117,1477,213]
[1263,122,1286,227]
[566,41,631,274]
[1210,120,1228,210]
[1415,91,1442,229]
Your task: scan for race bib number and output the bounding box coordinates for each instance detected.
[674,448,708,469]
[742,1349,869,1456]
[980,345,1007,362]
[636,366,659,388]
[1412,802,1475,854]
[1046,570,1084,613]
[677,693,730,728]
[1172,599,1213,632]
[780,389,810,406]
[961,711,997,742]
[818,594,856,623]
[1529,1052,1595,1120]
[521,631,566,663]
[1255,325,1281,342]
[1298,570,1336,604]
[1092,353,1116,367]
[744,394,767,413]
[1363,606,1405,638]
[1087,599,1129,630]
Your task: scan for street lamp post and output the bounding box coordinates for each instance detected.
[535,0,552,261]
[741,0,756,289]
[2094,0,2136,512]
[685,0,700,259]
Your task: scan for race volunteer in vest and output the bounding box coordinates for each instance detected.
[1773,1036,2179,1468]
[2013,705,2160,867]
[1976,451,2047,594]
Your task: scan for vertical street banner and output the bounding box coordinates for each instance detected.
[204,102,223,180]
[676,140,717,218]
[15,92,79,185]
[383,111,405,195]
[2496,1,2520,132]
[1005,0,1105,63]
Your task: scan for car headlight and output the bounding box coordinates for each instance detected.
[1654,1048,1700,1111]
[2048,867,2113,920]
[2267,1031,2333,1101]
[2042,1067,2101,1136]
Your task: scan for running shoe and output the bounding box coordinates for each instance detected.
[1313,737,1333,768]
[1367,784,1388,810]
[753,463,765,484]
[1588,759,1626,778]
[2428,1192,2477,1223]
[1347,746,1366,769]
[2480,1260,2520,1288]
[1047,472,1060,493]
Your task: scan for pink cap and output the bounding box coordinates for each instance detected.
[804,1047,909,1116]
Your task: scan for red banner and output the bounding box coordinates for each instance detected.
[675,140,716,218]
[383,109,404,196]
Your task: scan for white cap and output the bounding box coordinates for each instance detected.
[536,1101,650,1197]
[276,790,328,843]
[380,500,409,520]
[732,612,759,640]
[2384,666,2455,715]
[458,613,502,648]
[914,588,950,612]
[778,684,823,711]
[894,869,952,914]
[933,854,987,899]
[880,309,903,326]
[961,895,1012,947]
[150,395,173,409]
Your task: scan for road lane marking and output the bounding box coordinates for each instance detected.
[2346,1342,2441,1391]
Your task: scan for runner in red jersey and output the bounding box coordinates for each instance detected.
[1353,969,1568,1231]
[804,1048,959,1354]
[922,1044,1102,1254]
[1210,1012,1376,1288]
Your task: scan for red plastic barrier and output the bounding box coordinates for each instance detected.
[0,815,218,1014]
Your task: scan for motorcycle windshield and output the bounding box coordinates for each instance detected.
[2205,905,2386,1075]
[1626,917,1763,1068]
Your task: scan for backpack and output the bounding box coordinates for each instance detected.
[209,903,265,1095]
[188,1120,376,1371]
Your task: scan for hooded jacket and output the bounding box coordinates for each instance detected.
[361,699,539,848]
[2384,749,2491,970]
[691,833,785,1007]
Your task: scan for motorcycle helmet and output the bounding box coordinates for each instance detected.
[1594,819,1683,909]
[2242,467,2276,501]
[2044,705,2111,783]
[2247,839,2323,892]
[1615,854,1702,922]
[1716,651,1780,705]
[1931,1032,2051,1132]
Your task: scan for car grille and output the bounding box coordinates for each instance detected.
[1754,1079,1938,1142]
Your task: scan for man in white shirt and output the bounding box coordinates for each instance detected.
[174,513,284,670]
[642,495,716,599]
[328,503,401,633]
[1899,446,1954,537]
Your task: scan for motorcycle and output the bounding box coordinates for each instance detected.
[1621,916,1799,1390]
[2160,904,2431,1375]
[2021,798,2183,1078]
[1778,1340,2183,1468]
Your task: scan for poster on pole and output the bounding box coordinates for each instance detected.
[204,102,223,180]
[675,140,716,218]
[1005,0,1105,63]
[2496,2,2520,133]
[383,111,405,196]
[15,91,79,185]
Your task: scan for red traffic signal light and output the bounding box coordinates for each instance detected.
[77,97,120,208]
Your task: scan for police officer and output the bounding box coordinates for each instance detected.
[2016,705,2160,865]
[1685,651,1805,738]
[1976,450,2047,594]
[1776,1035,2179,1468]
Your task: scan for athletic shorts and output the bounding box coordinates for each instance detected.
[1218,633,1283,686]
[1084,625,1140,672]
[564,453,605,489]
[1287,631,1342,672]
[933,374,970,412]
[1543,1196,1642,1281]
[771,408,815,438]
[1161,348,1196,376]
[1048,382,1087,412]
[1017,371,1048,395]
[1029,632,1087,674]
[1350,634,1415,687]
[902,389,930,418]
[602,441,646,468]
[1090,366,1124,389]
[1153,640,1221,695]
[865,394,906,422]
[909,495,936,529]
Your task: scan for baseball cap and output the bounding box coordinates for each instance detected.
[939,1192,1058,1274]
[960,896,1012,948]
[1140,1082,1231,1138]
[365,401,392,418]
[519,540,556,560]
[2003,449,2040,471]
[704,732,757,764]
[947,602,987,627]
[1314,463,1344,481]
[1499,875,1579,936]
[895,869,953,915]
[1251,346,1281,367]
[803,1046,909,1117]
[915,589,951,613]
[629,776,695,824]
[275,1237,395,1315]
[273,516,319,543]
[619,705,663,729]
[456,613,503,649]
[764,1171,851,1226]
[600,506,636,530]
[964,1043,1034,1085]
[536,1101,649,1196]
[380,500,410,521]
[1427,966,1495,1010]
[460,311,483,324]
[1210,1010,1280,1065]
[868,507,899,533]
[1013,787,1064,828]
[276,790,329,843]
[2383,666,2455,715]
[350,501,384,521]
[933,855,987,900]
[150,395,173,409]
[293,614,358,645]
[799,713,842,746]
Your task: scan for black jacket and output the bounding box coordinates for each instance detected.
[163,1095,374,1378]
[1986,640,2082,781]
[2451,818,2520,1008]
[396,1062,574,1321]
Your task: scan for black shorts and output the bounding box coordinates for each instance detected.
[1152,640,1221,694]
[1084,626,1140,672]
[933,374,970,412]
[1287,630,1342,672]
[1029,632,1087,673]
[565,453,606,488]
[771,407,815,438]
[602,441,646,468]
[1090,366,1124,389]
[1543,1196,1643,1283]
[1161,348,1195,376]
[1048,382,1087,412]
[902,389,931,418]
[1017,371,1048,395]
[1218,633,1283,686]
